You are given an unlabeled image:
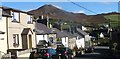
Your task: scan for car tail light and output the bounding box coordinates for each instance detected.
[64,51,67,54]
[44,53,50,56]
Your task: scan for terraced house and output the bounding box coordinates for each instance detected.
[0,6,36,58]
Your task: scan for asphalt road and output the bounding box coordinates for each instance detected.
[74,46,115,59]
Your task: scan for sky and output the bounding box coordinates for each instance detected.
[1,2,119,15]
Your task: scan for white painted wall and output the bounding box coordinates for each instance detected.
[36,35,44,44]
[84,35,92,47]
[85,35,91,41]
[44,34,48,42]
[62,37,68,47]
[76,38,85,49]
[82,26,87,31]
[100,33,104,38]
[0,17,8,53]
[36,34,48,45]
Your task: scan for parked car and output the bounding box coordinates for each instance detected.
[29,48,57,59]
[56,47,74,59]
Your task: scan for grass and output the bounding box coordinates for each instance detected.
[104,14,120,27]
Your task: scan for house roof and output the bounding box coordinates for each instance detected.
[21,28,33,35]
[74,33,83,39]
[76,28,88,36]
[51,28,67,38]
[36,23,53,34]
[1,6,33,15]
[63,30,75,38]
[0,31,5,34]
[2,10,11,17]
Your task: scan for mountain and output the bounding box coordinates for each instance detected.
[28,4,110,25]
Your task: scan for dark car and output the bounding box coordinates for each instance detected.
[56,47,74,59]
[29,48,56,59]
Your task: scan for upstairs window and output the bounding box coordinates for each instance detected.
[12,12,20,23]
[27,15,33,24]
[13,34,19,47]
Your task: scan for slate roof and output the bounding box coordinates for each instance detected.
[74,33,83,39]
[63,30,75,38]
[76,28,88,36]
[51,28,68,38]
[36,23,53,34]
[1,6,32,15]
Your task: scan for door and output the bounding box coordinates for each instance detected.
[29,35,32,48]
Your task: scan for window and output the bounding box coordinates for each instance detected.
[49,37,54,43]
[27,15,33,24]
[12,12,20,22]
[13,34,19,47]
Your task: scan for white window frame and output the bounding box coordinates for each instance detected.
[12,11,20,22]
[28,15,33,24]
[13,34,19,47]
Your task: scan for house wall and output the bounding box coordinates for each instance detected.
[36,35,44,44]
[85,35,91,41]
[68,37,76,49]
[8,11,36,49]
[44,34,48,42]
[100,33,104,38]
[62,37,68,47]
[76,38,85,49]
[85,35,92,47]
[36,34,48,45]
[82,26,87,31]
[48,34,56,43]
[0,17,8,53]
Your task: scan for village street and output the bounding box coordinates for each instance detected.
[74,46,117,59]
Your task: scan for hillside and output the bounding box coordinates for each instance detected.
[29,4,108,26]
[104,13,120,27]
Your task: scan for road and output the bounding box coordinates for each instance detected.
[74,46,115,59]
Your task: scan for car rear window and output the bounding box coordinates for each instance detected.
[37,49,48,53]
[56,48,66,52]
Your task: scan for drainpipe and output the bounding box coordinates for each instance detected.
[6,17,9,53]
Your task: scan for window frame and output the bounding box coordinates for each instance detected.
[11,11,20,23]
[13,34,19,47]
[27,15,33,24]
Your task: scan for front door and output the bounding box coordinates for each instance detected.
[29,35,32,48]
